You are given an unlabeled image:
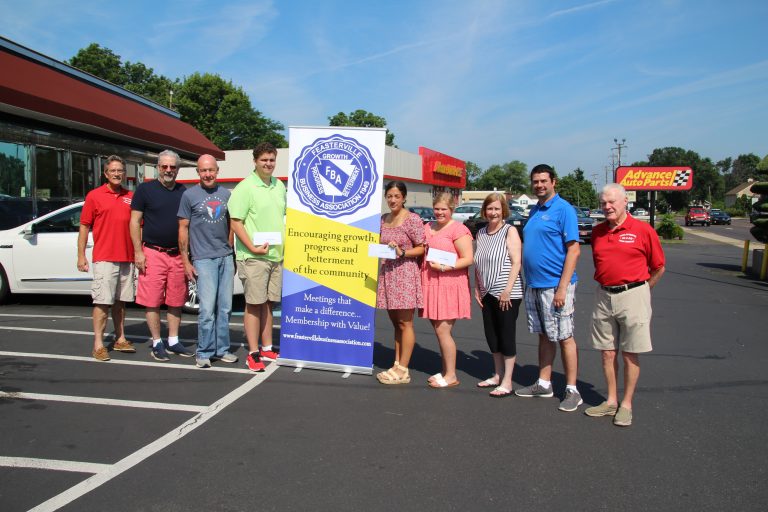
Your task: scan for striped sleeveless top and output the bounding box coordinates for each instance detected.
[474,223,523,299]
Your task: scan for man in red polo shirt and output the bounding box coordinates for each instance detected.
[78,155,136,361]
[585,183,665,427]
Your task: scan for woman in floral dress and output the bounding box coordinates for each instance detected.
[376,181,425,385]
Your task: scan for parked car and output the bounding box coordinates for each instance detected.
[452,203,483,222]
[709,209,732,225]
[591,209,606,220]
[464,211,527,240]
[508,204,526,216]
[685,207,710,226]
[632,208,649,217]
[0,202,241,312]
[523,204,535,217]
[408,206,435,222]
[573,206,596,244]
[577,206,591,217]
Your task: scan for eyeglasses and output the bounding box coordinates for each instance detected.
[160,164,177,170]
[106,169,125,175]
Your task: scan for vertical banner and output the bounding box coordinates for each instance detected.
[278,126,385,374]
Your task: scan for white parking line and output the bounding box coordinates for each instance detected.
[28,363,279,512]
[0,391,208,413]
[0,351,261,374]
[0,457,111,474]
[0,313,240,326]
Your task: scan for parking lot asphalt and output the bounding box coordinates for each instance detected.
[1,230,767,512]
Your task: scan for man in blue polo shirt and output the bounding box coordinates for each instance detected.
[515,164,583,412]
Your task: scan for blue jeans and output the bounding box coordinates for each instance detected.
[194,256,234,359]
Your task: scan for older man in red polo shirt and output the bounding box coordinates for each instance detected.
[78,155,136,361]
[585,183,665,427]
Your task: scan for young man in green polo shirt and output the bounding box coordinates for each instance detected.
[229,142,286,372]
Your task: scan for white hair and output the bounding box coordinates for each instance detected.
[157,149,180,167]
[601,182,627,198]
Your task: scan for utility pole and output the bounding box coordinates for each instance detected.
[612,138,627,182]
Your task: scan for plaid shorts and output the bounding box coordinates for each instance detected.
[525,282,576,342]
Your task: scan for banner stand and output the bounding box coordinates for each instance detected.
[278,126,385,375]
[277,358,372,376]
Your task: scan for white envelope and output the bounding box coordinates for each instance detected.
[253,232,283,245]
[368,243,397,259]
[426,248,457,267]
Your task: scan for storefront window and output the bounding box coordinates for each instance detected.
[0,141,32,229]
[72,152,96,199]
[34,146,69,215]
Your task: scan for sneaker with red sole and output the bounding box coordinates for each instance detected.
[246,352,265,372]
[259,347,279,361]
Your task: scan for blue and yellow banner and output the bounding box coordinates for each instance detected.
[278,127,385,374]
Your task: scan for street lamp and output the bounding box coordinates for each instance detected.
[612,138,626,182]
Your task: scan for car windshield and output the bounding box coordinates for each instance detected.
[456,205,479,213]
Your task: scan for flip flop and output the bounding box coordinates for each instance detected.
[429,374,460,388]
[427,373,443,384]
[489,385,512,398]
[477,377,500,388]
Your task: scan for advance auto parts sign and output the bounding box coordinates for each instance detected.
[292,134,378,218]
[616,166,693,191]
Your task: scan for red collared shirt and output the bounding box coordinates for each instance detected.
[80,184,134,262]
[591,214,665,286]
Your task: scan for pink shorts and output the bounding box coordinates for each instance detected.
[136,247,187,308]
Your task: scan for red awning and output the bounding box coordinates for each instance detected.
[0,50,224,160]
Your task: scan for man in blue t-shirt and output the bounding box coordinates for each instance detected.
[178,155,237,368]
[130,149,193,362]
[516,164,583,412]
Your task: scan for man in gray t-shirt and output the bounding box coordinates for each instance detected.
[178,155,237,368]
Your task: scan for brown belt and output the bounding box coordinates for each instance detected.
[143,243,180,256]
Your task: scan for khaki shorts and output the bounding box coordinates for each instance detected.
[92,261,135,305]
[237,258,282,305]
[591,283,653,353]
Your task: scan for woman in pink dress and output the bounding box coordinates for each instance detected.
[421,192,474,388]
[376,181,425,385]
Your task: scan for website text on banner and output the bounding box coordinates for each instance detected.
[279,127,386,375]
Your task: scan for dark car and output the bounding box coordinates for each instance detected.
[573,206,595,244]
[408,206,435,222]
[710,209,731,225]
[464,211,527,240]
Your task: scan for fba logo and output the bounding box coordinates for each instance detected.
[292,134,377,218]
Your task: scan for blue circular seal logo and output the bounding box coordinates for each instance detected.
[292,134,378,218]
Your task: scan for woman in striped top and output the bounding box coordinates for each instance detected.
[474,193,523,397]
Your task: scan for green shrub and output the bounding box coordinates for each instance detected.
[656,213,684,240]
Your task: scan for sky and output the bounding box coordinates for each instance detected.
[2,0,767,188]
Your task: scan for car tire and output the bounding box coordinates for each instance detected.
[0,264,10,304]
[706,222,710,226]
[182,280,200,314]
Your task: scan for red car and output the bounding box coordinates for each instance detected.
[685,207,710,226]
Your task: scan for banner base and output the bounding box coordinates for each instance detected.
[276,357,372,376]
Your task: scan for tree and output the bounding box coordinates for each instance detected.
[556,168,597,208]
[68,44,177,105]
[644,147,724,210]
[756,155,768,182]
[465,161,483,190]
[328,110,396,146]
[68,44,287,150]
[69,44,124,85]
[175,73,286,150]
[473,160,528,193]
[727,153,761,189]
